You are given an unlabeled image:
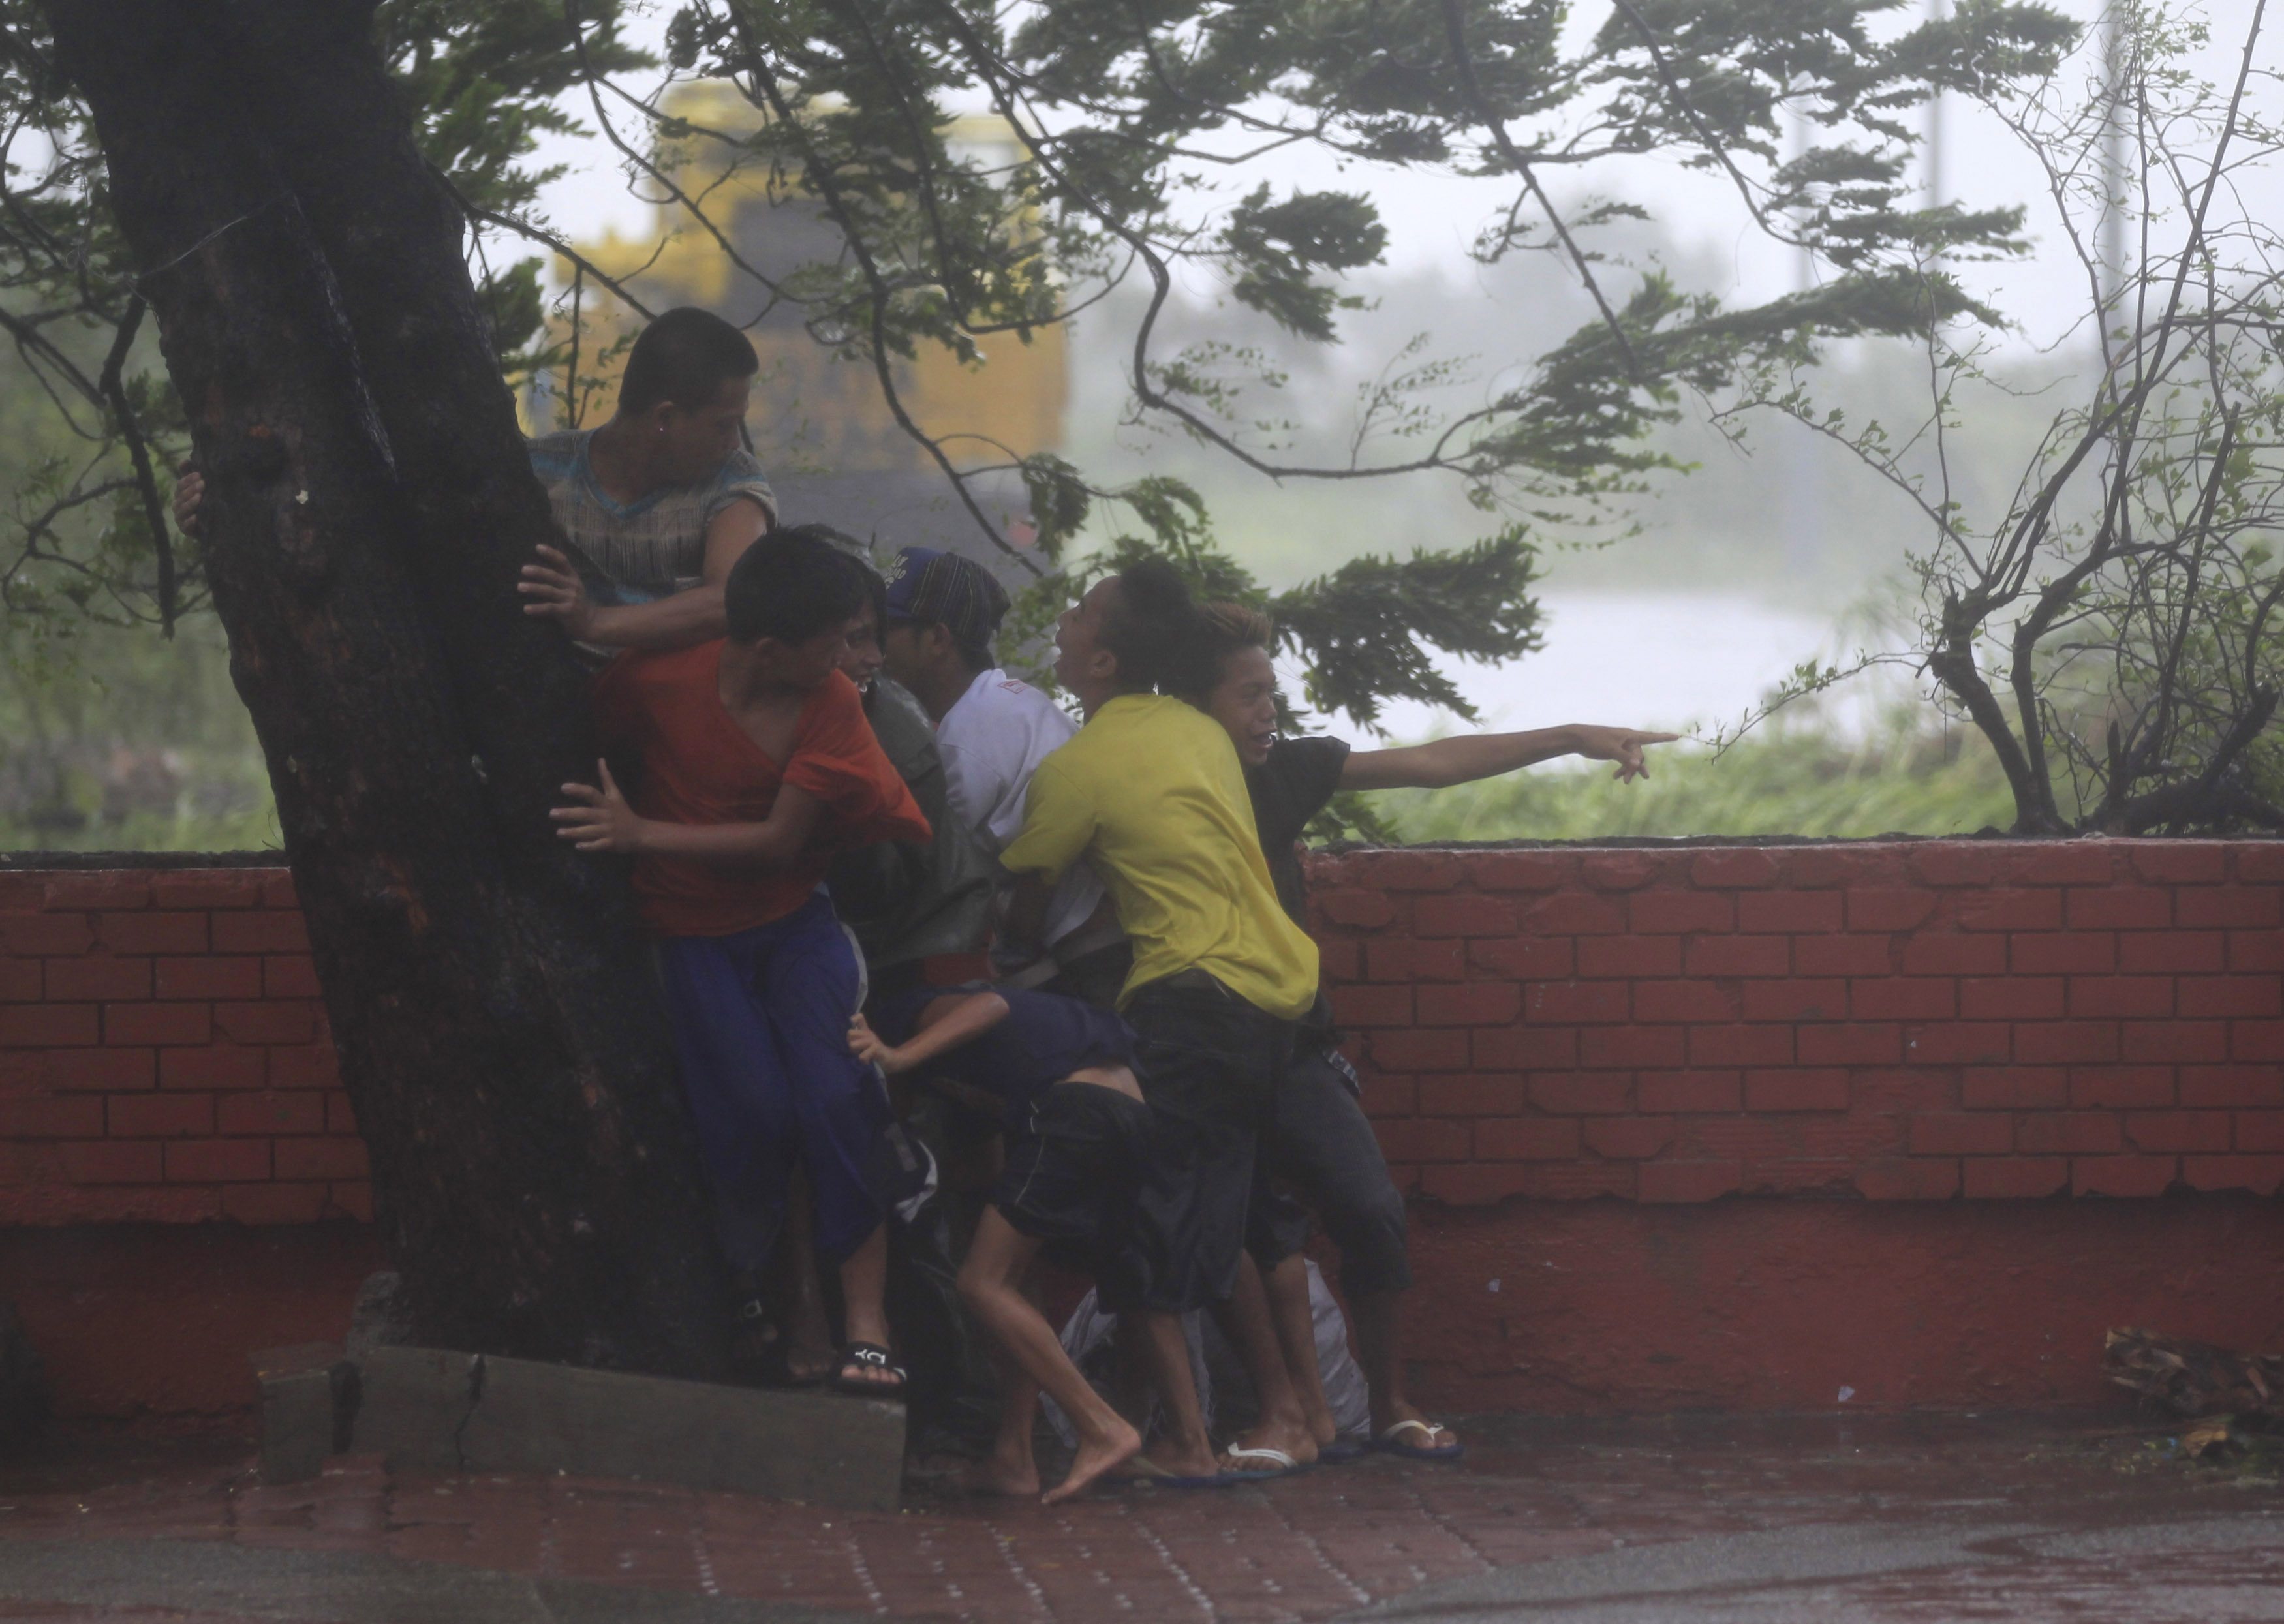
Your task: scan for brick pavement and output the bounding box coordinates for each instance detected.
[1,1414,2278,1621]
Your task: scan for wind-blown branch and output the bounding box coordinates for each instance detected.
[94,294,176,632]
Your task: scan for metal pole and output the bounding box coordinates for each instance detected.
[2099,1,2129,311]
[1926,0,1947,215]
[1791,100,1815,295]
[1783,97,1819,575]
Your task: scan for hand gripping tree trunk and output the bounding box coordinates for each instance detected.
[44,0,731,1378]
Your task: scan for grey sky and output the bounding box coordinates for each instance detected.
[528,0,2276,353]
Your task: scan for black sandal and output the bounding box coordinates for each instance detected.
[830,1342,908,1398]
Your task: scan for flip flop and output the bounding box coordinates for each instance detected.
[829,1342,908,1399]
[1218,1445,1309,1480]
[1368,1419,1464,1462]
[1114,1457,1253,1490]
[1318,1437,1368,1463]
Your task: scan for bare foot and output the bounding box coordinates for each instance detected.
[1044,1415,1142,1505]
[730,1316,780,1368]
[1134,1439,1222,1480]
[955,1454,1041,1498]
[782,1340,835,1385]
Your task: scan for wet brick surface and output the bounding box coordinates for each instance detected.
[0,1413,2278,1620]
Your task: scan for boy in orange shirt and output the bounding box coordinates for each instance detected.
[554,528,930,1394]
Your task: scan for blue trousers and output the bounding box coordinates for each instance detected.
[655,893,888,1273]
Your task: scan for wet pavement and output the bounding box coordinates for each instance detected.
[0,1411,2279,1621]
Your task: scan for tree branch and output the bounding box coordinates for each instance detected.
[563,1,793,318]
[1435,0,1643,385]
[95,293,177,632]
[723,3,1042,575]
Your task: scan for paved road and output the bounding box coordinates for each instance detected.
[1,1413,2277,1621]
[1341,1509,2284,1621]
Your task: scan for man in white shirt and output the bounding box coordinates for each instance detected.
[878,547,1128,1006]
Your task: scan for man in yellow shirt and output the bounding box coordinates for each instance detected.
[1002,560,1321,1482]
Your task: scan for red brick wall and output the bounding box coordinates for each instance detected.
[0,866,367,1227]
[1312,840,2284,1208]
[5,842,2283,1419]
[2,843,2279,1232]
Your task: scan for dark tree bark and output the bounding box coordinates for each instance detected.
[42,0,730,1378]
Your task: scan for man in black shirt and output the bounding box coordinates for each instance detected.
[1181,602,1676,1460]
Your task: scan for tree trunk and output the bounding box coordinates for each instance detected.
[44,0,730,1379]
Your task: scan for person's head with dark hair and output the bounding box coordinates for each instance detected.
[1178,601,1280,767]
[610,307,760,487]
[876,546,1012,720]
[722,525,870,692]
[810,527,890,692]
[1051,556,1205,714]
[619,307,759,416]
[1178,601,1274,697]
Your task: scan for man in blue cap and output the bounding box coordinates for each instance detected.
[880,547,1128,1006]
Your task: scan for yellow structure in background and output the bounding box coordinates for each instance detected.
[547,82,1066,483]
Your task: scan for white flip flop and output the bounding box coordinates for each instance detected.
[1218,1444,1309,1480]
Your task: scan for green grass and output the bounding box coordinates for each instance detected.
[0,790,281,857]
[0,607,2015,855]
[1374,715,2020,843]
[0,615,281,855]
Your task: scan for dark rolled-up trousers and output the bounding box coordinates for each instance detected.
[1119,970,1297,1313]
[1243,1040,1413,1296]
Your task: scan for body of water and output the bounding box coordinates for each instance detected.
[1306,590,1889,749]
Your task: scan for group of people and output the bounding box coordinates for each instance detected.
[178,307,1676,1504]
